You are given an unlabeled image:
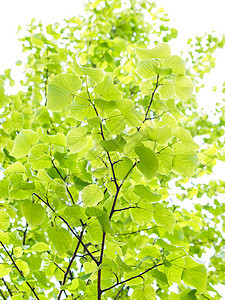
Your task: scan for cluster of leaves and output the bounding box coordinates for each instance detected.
[0,0,225,299]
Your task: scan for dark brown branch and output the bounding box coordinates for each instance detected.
[114,206,138,212]
[51,261,65,273]
[23,223,28,245]
[0,242,40,300]
[114,284,125,300]
[58,227,85,300]
[2,278,12,297]
[0,289,6,300]
[33,193,98,265]
[102,262,164,293]
[137,75,159,131]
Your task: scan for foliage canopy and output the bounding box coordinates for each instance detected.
[1,0,225,299]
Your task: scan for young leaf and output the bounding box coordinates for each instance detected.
[173,142,198,177]
[135,146,159,180]
[94,74,122,100]
[21,200,46,227]
[82,184,104,207]
[136,43,171,59]
[175,75,193,100]
[153,203,175,233]
[10,130,39,158]
[47,227,72,256]
[66,127,88,153]
[47,73,82,112]
[0,210,10,230]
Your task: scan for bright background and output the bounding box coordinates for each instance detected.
[1,0,225,178]
[1,0,224,111]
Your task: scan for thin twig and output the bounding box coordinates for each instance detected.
[102,262,164,293]
[137,75,159,131]
[58,227,85,300]
[23,223,28,245]
[0,242,40,300]
[33,193,98,265]
[2,278,12,297]
[114,284,125,300]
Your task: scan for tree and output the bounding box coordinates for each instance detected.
[0,0,225,299]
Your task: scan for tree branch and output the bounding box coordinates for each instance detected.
[0,242,40,300]
[58,226,85,300]
[2,278,12,297]
[114,284,125,300]
[114,206,139,212]
[22,223,28,245]
[0,289,6,300]
[137,75,159,131]
[51,160,75,205]
[102,262,164,293]
[33,193,98,265]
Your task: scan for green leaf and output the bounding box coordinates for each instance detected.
[82,184,104,207]
[136,43,171,59]
[21,200,46,227]
[133,185,161,202]
[175,75,193,100]
[0,264,11,277]
[59,205,86,224]
[16,259,29,276]
[135,146,159,180]
[179,289,197,300]
[4,162,25,174]
[115,255,132,272]
[70,91,96,121]
[30,242,50,252]
[138,245,160,260]
[0,79,9,108]
[100,135,126,153]
[182,257,207,292]
[10,130,39,158]
[131,286,156,300]
[105,109,126,134]
[174,127,199,150]
[153,203,175,233]
[173,142,198,177]
[0,210,10,230]
[47,73,82,112]
[73,56,104,83]
[157,147,174,176]
[165,253,185,284]
[136,59,158,80]
[116,99,141,127]
[94,74,122,100]
[147,125,173,145]
[166,99,183,119]
[85,207,114,234]
[114,157,133,180]
[162,55,186,75]
[47,227,72,256]
[130,206,153,225]
[140,81,153,95]
[158,79,175,99]
[66,127,88,153]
